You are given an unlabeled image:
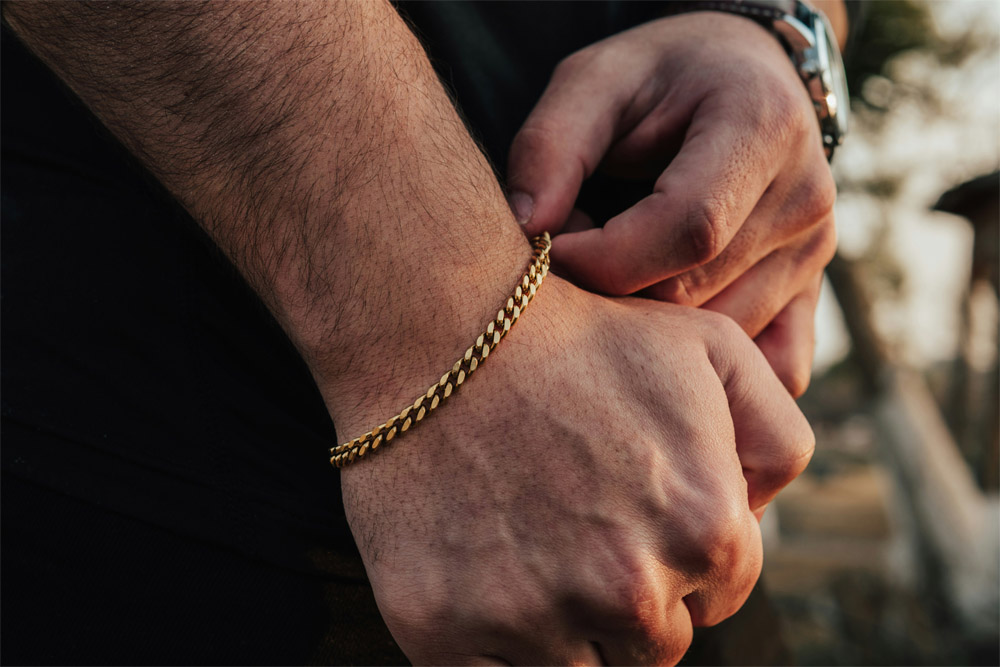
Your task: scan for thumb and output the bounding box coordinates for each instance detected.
[506,56,629,235]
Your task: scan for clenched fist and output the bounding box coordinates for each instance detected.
[332,277,814,664]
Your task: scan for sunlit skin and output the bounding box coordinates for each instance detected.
[5,1,839,663]
[509,9,846,398]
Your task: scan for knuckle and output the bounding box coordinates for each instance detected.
[688,568,761,630]
[552,48,594,80]
[674,270,713,306]
[685,198,728,266]
[782,365,813,399]
[770,420,817,488]
[714,551,764,625]
[656,274,700,306]
[511,122,558,158]
[815,218,839,264]
[801,169,838,223]
[699,309,744,344]
[590,562,663,633]
[745,527,765,584]
[795,218,838,274]
[688,495,750,576]
[790,421,818,478]
[665,631,695,667]
[552,52,578,78]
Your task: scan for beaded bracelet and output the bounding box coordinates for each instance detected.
[329,232,551,468]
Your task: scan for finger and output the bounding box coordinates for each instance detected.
[458,622,603,666]
[700,218,836,338]
[500,642,602,667]
[595,599,694,666]
[506,53,639,235]
[563,208,597,234]
[466,656,511,666]
[705,314,816,513]
[562,550,691,666]
[643,336,765,630]
[642,162,836,307]
[755,276,823,398]
[550,91,791,296]
[568,643,604,667]
[549,210,597,279]
[753,503,770,523]
[680,514,763,628]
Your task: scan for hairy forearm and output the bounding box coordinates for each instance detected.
[5,0,529,416]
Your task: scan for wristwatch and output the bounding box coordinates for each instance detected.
[675,0,850,160]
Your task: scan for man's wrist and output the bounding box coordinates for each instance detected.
[329,233,552,468]
[300,210,534,430]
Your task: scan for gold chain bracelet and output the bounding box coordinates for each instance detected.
[330,232,551,468]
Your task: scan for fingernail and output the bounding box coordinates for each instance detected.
[509,191,533,225]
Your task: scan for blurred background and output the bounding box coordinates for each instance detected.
[727,1,999,664]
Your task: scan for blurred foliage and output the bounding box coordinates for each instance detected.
[792,5,1000,665]
[835,0,991,339]
[845,0,933,109]
[862,176,901,199]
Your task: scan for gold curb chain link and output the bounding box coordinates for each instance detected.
[330,233,551,468]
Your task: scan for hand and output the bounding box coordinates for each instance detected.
[6,3,815,661]
[507,12,838,397]
[334,277,814,664]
